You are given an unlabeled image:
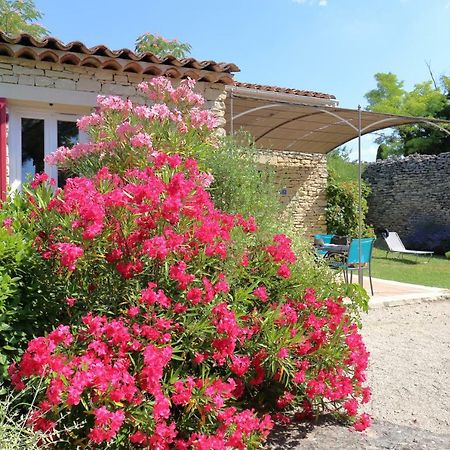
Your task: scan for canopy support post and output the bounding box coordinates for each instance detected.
[357,105,363,287]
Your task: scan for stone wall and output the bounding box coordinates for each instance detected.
[257,149,328,237]
[363,153,450,253]
[0,56,227,123]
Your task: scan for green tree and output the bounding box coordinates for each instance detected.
[0,0,48,38]
[135,32,191,58]
[327,146,361,182]
[365,72,450,158]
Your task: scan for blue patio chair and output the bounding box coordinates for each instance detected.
[313,234,334,256]
[331,238,375,295]
[346,238,375,295]
[314,234,334,244]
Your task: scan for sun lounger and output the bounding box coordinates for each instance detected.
[384,232,433,260]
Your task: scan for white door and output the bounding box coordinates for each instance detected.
[8,107,87,191]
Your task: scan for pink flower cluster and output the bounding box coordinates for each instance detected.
[45,77,219,172]
[10,310,273,447]
[44,141,117,166]
[138,77,204,107]
[11,283,371,445]
[37,155,256,282]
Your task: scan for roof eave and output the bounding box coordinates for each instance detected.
[226,85,339,107]
[0,32,239,83]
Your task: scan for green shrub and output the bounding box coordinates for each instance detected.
[445,251,450,259]
[5,77,372,447]
[326,171,372,237]
[203,133,283,237]
[327,148,363,183]
[0,190,75,385]
[0,199,37,384]
[326,148,372,237]
[204,135,369,313]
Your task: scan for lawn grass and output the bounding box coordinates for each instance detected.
[371,247,450,289]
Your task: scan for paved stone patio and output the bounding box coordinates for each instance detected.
[361,276,450,307]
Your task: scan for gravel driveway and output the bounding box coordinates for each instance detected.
[268,300,450,449]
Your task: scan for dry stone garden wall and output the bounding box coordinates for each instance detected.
[363,152,450,253]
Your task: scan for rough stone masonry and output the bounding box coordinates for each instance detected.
[257,149,328,237]
[363,152,450,253]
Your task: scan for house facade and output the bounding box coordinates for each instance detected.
[0,32,236,194]
[0,32,335,235]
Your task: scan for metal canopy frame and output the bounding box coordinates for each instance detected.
[227,92,450,287]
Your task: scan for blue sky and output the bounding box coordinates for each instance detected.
[35,0,450,160]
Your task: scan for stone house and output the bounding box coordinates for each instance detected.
[0,32,336,236]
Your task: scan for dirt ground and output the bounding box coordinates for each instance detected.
[268,300,450,449]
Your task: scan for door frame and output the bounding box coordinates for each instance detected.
[8,106,86,191]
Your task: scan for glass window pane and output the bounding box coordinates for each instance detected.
[57,121,79,187]
[57,121,78,147]
[21,118,45,184]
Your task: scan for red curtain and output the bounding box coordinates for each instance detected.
[0,98,6,201]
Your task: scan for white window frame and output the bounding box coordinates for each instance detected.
[8,106,87,191]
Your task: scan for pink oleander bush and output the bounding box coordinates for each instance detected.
[6,77,371,449]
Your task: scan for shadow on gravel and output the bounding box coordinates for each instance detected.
[265,415,343,448]
[266,417,450,449]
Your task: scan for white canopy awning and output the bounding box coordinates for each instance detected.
[225,88,450,154]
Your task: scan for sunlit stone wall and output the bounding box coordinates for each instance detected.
[257,149,328,237]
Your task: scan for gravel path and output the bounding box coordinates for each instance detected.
[268,300,450,449]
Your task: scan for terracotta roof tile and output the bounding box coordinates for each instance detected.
[0,32,239,84]
[234,81,336,100]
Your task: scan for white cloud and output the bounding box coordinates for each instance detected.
[319,0,328,5]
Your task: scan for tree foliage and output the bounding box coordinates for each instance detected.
[326,146,360,182]
[135,32,192,59]
[365,72,450,158]
[0,0,48,38]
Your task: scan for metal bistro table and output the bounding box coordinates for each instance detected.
[316,243,351,283]
[316,243,350,262]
